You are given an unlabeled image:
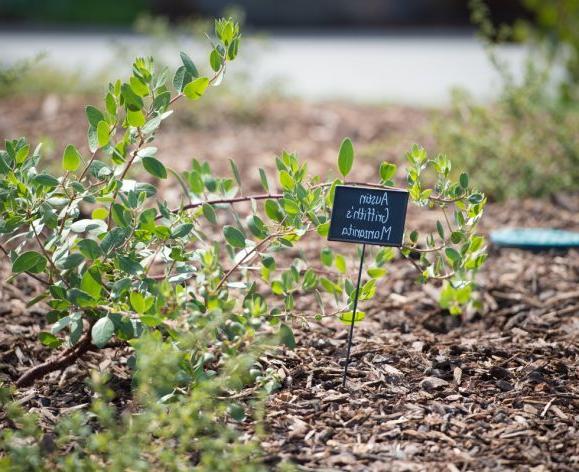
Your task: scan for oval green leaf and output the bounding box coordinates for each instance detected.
[62,144,82,172]
[183,77,209,100]
[338,137,354,177]
[223,225,246,248]
[91,316,115,348]
[12,251,47,274]
[142,156,167,179]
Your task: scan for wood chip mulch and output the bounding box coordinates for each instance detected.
[1,96,578,470]
[259,244,579,471]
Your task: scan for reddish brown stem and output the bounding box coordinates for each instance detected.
[15,331,93,387]
[15,327,126,388]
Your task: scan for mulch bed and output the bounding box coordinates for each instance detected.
[261,244,579,471]
[1,96,578,470]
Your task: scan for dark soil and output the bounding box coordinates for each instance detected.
[0,96,578,471]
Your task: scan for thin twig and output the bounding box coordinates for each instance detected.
[214,233,279,293]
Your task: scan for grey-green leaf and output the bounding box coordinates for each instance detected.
[91,316,115,348]
[142,156,167,179]
[223,225,245,248]
[279,323,296,349]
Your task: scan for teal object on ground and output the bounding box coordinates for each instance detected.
[491,228,579,249]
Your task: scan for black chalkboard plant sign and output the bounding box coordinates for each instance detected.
[323,139,488,386]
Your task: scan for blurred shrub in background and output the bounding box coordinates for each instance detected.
[434,0,579,201]
[516,0,579,102]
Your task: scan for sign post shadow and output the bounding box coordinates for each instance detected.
[327,185,409,387]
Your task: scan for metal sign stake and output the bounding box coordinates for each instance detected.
[342,243,366,387]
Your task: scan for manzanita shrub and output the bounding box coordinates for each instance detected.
[0,18,487,387]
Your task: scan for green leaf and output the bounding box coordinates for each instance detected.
[338,310,365,325]
[81,270,102,299]
[12,251,47,274]
[33,174,59,188]
[96,121,110,148]
[92,208,108,220]
[459,173,469,189]
[111,203,131,228]
[279,323,296,349]
[39,332,62,349]
[56,253,84,270]
[379,162,397,182]
[77,239,103,260]
[320,248,333,266]
[142,156,167,179]
[335,254,347,273]
[223,225,245,248]
[183,77,209,100]
[15,144,30,164]
[436,221,445,240]
[100,227,130,254]
[172,223,193,238]
[247,215,267,238]
[129,76,149,97]
[91,317,115,348]
[141,115,163,135]
[117,256,143,275]
[468,193,484,204]
[451,231,464,244]
[227,39,239,60]
[62,144,82,172]
[367,267,386,278]
[130,291,146,314]
[188,171,204,194]
[258,168,269,192]
[121,83,144,111]
[281,198,300,215]
[228,403,246,421]
[279,171,294,190]
[68,288,96,307]
[173,65,192,92]
[265,199,283,222]
[85,106,104,128]
[338,137,354,177]
[229,159,241,187]
[202,203,217,224]
[445,247,461,263]
[127,109,146,128]
[180,51,199,77]
[317,222,330,237]
[210,48,223,72]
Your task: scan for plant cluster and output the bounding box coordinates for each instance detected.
[0,19,486,388]
[0,328,285,471]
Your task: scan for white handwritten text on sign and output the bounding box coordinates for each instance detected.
[328,186,409,246]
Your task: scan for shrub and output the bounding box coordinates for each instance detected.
[0,18,487,390]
